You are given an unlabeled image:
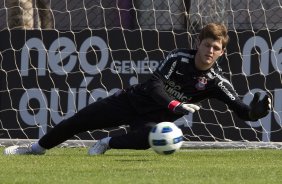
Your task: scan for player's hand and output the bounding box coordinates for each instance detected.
[173,103,200,115]
[249,92,271,121]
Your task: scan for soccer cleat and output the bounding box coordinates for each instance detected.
[88,140,109,155]
[3,145,45,155]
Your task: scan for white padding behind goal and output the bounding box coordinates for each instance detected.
[1,139,282,150]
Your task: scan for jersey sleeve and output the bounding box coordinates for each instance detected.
[214,79,253,121]
[144,49,180,110]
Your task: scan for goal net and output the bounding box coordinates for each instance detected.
[0,0,282,149]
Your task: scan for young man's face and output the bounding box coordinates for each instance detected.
[195,38,225,70]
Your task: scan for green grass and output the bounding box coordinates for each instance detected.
[0,148,281,184]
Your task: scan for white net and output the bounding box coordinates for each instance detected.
[0,0,282,148]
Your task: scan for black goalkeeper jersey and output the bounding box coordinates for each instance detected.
[126,48,252,121]
[37,48,256,150]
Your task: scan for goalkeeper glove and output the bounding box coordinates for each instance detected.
[249,92,272,121]
[168,100,200,115]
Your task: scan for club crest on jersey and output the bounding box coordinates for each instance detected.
[195,77,207,90]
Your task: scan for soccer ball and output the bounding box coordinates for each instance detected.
[148,122,183,155]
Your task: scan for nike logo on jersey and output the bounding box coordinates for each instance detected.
[176,70,184,75]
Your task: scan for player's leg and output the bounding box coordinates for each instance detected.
[110,122,157,149]
[39,90,136,149]
[88,109,183,155]
[88,122,156,155]
[4,90,136,155]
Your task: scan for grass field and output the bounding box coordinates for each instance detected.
[0,147,281,184]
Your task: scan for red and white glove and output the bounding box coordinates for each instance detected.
[168,100,200,115]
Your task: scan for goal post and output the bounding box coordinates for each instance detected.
[0,0,282,149]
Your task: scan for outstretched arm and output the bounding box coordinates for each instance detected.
[213,76,271,121]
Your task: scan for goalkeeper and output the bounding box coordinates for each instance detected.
[4,23,271,155]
